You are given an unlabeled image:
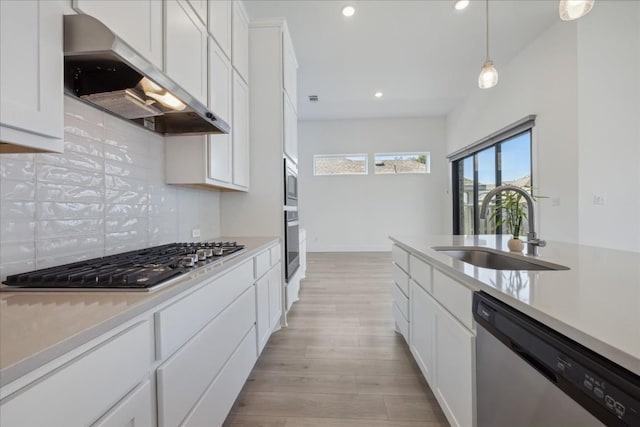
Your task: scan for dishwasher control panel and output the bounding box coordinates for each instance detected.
[474,292,640,427]
[555,356,639,425]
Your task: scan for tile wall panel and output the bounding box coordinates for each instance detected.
[0,97,222,281]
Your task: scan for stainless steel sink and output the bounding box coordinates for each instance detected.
[432,246,569,271]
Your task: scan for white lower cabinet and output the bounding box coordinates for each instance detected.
[0,321,152,427]
[92,380,154,427]
[0,245,279,427]
[434,302,475,427]
[256,271,271,354]
[256,259,282,355]
[181,326,257,427]
[409,281,436,383]
[268,265,282,330]
[157,285,255,427]
[395,250,477,427]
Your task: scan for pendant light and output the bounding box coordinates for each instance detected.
[559,0,595,21]
[478,0,498,89]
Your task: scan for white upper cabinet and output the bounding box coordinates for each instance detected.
[232,71,250,188]
[283,93,298,164]
[209,40,232,124]
[208,40,233,184]
[0,0,64,153]
[187,0,208,25]
[209,0,232,58]
[232,1,250,82]
[165,0,208,105]
[282,26,298,113]
[73,0,163,69]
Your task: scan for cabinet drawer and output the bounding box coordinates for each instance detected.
[92,380,153,427]
[156,260,253,359]
[157,286,255,427]
[410,255,432,293]
[432,269,473,330]
[182,325,257,427]
[392,282,409,320]
[0,321,151,427]
[392,263,409,295]
[392,244,409,272]
[255,249,270,279]
[270,244,281,266]
[393,303,409,343]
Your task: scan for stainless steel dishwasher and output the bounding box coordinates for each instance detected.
[473,291,640,427]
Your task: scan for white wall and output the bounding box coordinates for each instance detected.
[446,2,640,252]
[577,1,640,251]
[446,20,580,243]
[0,96,221,281]
[299,117,448,252]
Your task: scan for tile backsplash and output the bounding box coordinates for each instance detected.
[0,96,221,281]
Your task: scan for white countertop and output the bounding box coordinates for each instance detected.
[0,237,279,387]
[390,234,640,375]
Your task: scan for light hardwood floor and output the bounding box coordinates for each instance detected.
[224,252,449,427]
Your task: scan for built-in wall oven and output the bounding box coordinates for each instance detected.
[284,159,298,207]
[284,158,299,282]
[285,210,300,282]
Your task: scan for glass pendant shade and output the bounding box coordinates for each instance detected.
[559,0,595,21]
[478,60,498,89]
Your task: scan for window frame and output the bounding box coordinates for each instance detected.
[450,116,535,235]
[373,152,431,175]
[312,153,369,176]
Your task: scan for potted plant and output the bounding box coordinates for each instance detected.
[487,189,531,252]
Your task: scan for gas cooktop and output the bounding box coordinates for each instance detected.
[0,242,245,292]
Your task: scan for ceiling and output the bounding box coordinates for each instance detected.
[244,0,560,121]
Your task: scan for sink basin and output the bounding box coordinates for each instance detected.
[432,246,569,271]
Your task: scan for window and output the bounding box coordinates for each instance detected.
[374,152,430,174]
[313,154,368,176]
[451,116,534,235]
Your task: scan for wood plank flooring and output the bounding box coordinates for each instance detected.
[224,252,449,427]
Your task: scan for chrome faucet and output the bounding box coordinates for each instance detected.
[479,184,546,256]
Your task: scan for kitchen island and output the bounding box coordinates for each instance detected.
[0,236,281,426]
[390,234,640,427]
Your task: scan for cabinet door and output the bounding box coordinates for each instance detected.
[181,326,257,427]
[165,0,208,105]
[256,273,271,355]
[187,0,207,25]
[283,93,298,164]
[282,29,298,112]
[209,0,231,58]
[232,72,250,188]
[0,322,151,427]
[231,0,249,81]
[268,264,283,331]
[434,305,475,427]
[157,286,255,427]
[92,381,153,427]
[410,281,436,383]
[0,0,63,152]
[73,0,163,69]
[208,39,233,183]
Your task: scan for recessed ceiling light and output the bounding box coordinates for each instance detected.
[342,5,355,17]
[374,92,383,98]
[455,0,470,10]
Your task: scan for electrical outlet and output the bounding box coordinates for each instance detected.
[191,228,201,238]
[551,197,561,207]
[593,195,605,206]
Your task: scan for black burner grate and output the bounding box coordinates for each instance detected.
[2,242,245,290]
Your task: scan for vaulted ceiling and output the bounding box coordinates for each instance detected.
[244,0,559,120]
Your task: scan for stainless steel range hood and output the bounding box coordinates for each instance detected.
[64,14,229,135]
